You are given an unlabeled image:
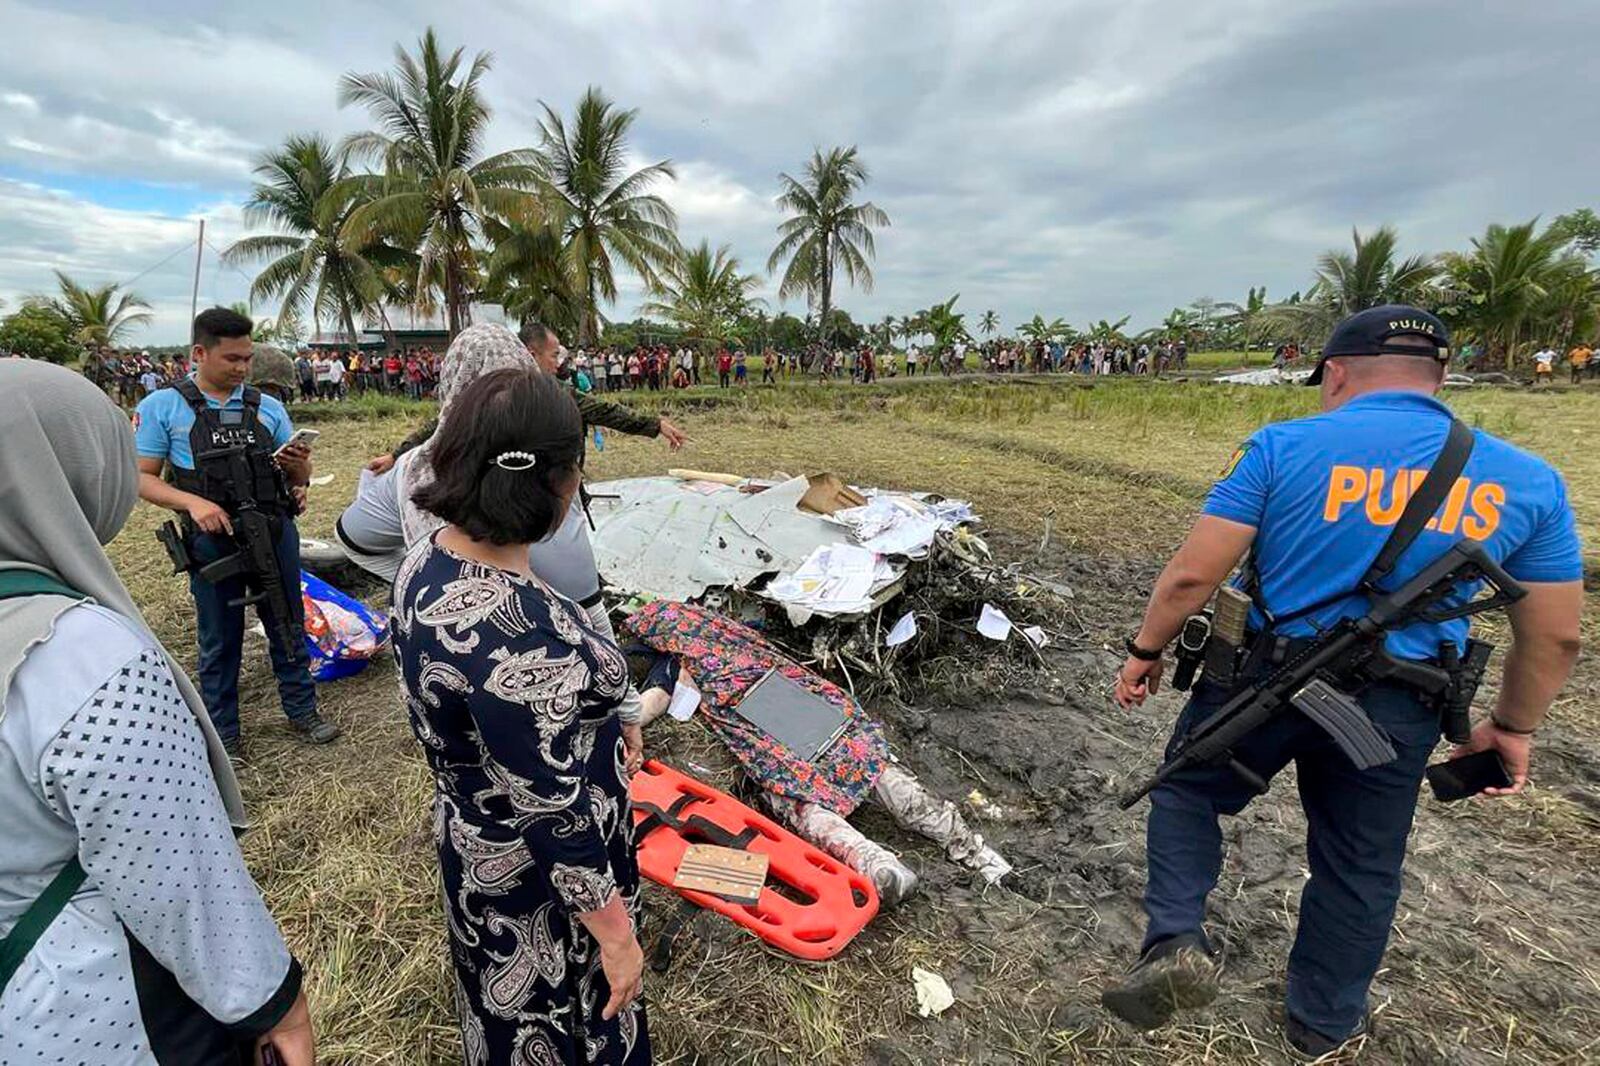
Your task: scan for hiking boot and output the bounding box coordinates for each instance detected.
[1285,1013,1370,1061]
[291,712,342,744]
[1101,933,1219,1030]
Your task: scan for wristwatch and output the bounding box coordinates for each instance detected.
[1125,637,1163,662]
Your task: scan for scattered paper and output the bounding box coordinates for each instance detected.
[668,677,702,722]
[912,967,955,1017]
[886,610,918,648]
[925,498,978,530]
[977,603,1012,641]
[832,496,943,556]
[768,543,892,616]
[1022,625,1049,649]
[308,473,336,487]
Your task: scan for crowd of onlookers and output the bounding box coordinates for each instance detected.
[42,335,1600,408]
[555,336,1197,390]
[290,348,443,401]
[80,350,190,405]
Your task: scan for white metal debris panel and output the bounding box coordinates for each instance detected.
[585,475,870,604]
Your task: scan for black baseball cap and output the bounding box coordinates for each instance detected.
[1306,304,1451,385]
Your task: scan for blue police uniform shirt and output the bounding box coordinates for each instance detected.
[133,376,294,470]
[1204,390,1582,661]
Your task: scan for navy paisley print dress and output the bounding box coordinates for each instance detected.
[392,534,650,1065]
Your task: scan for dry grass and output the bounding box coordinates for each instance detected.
[104,377,1600,1064]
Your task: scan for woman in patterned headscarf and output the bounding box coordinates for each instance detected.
[392,367,650,1065]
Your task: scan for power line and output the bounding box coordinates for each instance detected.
[118,237,200,289]
[203,236,257,287]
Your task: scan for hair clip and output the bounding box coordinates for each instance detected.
[494,450,538,471]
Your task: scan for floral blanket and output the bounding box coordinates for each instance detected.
[625,601,890,815]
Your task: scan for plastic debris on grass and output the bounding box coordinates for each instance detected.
[912,967,955,1017]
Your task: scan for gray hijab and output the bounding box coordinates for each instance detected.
[397,323,538,545]
[0,359,245,825]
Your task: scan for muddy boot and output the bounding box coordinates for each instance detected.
[1285,1014,1370,1061]
[850,842,920,907]
[1101,934,1219,1030]
[874,765,1012,885]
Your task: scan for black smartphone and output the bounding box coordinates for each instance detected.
[1425,749,1513,802]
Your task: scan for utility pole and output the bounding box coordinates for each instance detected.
[189,218,205,328]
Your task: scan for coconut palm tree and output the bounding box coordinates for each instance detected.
[1262,226,1438,343]
[640,240,759,346]
[1313,227,1438,312]
[48,273,152,348]
[876,314,898,350]
[223,134,397,343]
[979,309,1000,338]
[336,28,544,336]
[768,146,890,345]
[482,215,581,336]
[538,86,681,345]
[1437,219,1593,367]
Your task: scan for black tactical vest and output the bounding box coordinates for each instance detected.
[168,378,293,514]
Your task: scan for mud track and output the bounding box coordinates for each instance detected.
[842,531,1600,1064]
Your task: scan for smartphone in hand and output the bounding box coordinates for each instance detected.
[274,429,321,457]
[1425,749,1513,802]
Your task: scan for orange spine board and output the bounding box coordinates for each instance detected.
[630,760,880,961]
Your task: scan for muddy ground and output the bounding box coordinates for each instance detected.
[632,525,1600,1065]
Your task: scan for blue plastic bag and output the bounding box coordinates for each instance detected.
[299,570,390,682]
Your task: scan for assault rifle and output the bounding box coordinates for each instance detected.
[1119,540,1525,809]
[156,443,307,664]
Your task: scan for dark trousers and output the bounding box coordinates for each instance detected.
[1143,678,1440,1041]
[189,519,317,741]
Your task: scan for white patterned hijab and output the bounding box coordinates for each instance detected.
[0,359,245,824]
[398,323,538,545]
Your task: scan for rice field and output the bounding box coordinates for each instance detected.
[108,375,1600,1064]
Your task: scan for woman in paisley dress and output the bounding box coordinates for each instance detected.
[391,367,650,1065]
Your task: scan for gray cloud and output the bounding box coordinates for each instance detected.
[1,0,1596,343]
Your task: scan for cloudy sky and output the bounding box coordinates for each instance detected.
[1,0,1595,343]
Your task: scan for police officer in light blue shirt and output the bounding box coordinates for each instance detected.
[1104,306,1583,1057]
[134,307,341,758]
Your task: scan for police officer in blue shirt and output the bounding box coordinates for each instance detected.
[1103,306,1583,1057]
[135,307,341,758]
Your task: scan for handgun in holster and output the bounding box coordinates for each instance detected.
[1170,613,1211,692]
[156,519,196,574]
[1436,638,1493,745]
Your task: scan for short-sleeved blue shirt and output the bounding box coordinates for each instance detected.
[133,377,294,471]
[1204,390,1582,660]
